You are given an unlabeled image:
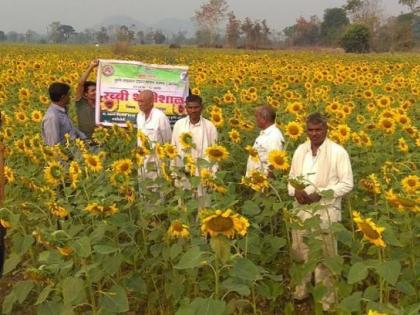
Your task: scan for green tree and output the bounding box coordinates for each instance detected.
[0,31,6,41]
[96,27,109,44]
[153,30,166,44]
[225,11,241,48]
[340,24,370,52]
[321,8,350,44]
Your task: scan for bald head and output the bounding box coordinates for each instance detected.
[138,89,154,115]
[255,105,276,129]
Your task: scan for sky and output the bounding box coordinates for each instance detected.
[0,0,407,34]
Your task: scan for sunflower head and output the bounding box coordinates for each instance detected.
[179,132,194,151]
[268,150,289,171]
[201,209,249,238]
[205,144,229,162]
[168,221,190,239]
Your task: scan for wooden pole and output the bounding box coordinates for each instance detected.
[0,112,5,276]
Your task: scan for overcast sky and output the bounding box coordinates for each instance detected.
[1,0,407,34]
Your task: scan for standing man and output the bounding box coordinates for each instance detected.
[171,94,218,173]
[246,105,285,175]
[288,112,353,311]
[75,60,99,139]
[136,89,172,178]
[42,82,86,146]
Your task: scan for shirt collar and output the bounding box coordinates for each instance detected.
[51,103,66,113]
[189,116,202,127]
[260,123,276,136]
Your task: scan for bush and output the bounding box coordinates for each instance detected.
[340,24,370,53]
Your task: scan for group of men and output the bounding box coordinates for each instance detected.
[40,61,354,311]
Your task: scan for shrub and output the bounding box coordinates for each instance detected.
[340,24,370,53]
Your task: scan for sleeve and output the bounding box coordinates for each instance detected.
[325,148,354,198]
[159,114,172,143]
[287,147,301,197]
[42,115,61,146]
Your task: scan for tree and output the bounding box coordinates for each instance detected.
[153,30,166,44]
[96,27,109,44]
[47,22,75,43]
[398,0,419,12]
[194,0,228,46]
[261,19,272,47]
[116,25,135,42]
[340,24,370,52]
[284,16,321,46]
[321,8,349,44]
[225,11,241,48]
[241,17,254,49]
[0,31,6,41]
[136,30,145,44]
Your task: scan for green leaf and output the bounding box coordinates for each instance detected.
[170,243,183,260]
[230,258,263,282]
[374,260,401,285]
[174,246,205,269]
[3,253,21,274]
[347,262,368,284]
[37,301,65,315]
[73,236,91,258]
[324,255,344,275]
[395,280,415,295]
[62,277,86,306]
[93,244,118,255]
[13,280,34,303]
[12,234,34,255]
[99,285,129,313]
[221,278,250,296]
[175,297,227,315]
[242,200,261,216]
[210,235,231,264]
[363,286,379,302]
[2,291,17,314]
[338,291,362,312]
[35,285,54,305]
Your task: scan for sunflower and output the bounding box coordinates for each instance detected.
[0,219,11,229]
[83,153,103,173]
[359,174,381,194]
[378,117,395,134]
[211,112,224,128]
[104,204,118,215]
[85,202,104,215]
[245,145,259,162]
[367,310,387,315]
[68,161,81,188]
[167,221,190,239]
[268,150,289,171]
[39,95,50,105]
[184,154,196,176]
[362,89,374,99]
[285,121,303,140]
[191,87,200,95]
[352,211,386,248]
[376,95,391,108]
[164,143,178,159]
[179,132,194,150]
[160,162,172,181]
[110,173,129,187]
[286,101,303,115]
[15,111,28,123]
[201,209,249,238]
[358,131,372,147]
[205,144,229,162]
[222,91,236,104]
[4,166,15,184]
[134,146,150,165]
[401,175,419,195]
[18,87,30,100]
[44,161,63,186]
[57,246,73,256]
[112,159,133,175]
[229,117,241,128]
[398,138,409,153]
[228,129,241,144]
[49,202,68,218]
[335,124,351,143]
[241,170,269,192]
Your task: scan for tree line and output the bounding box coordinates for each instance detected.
[0,0,418,52]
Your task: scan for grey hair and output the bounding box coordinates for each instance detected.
[306,112,328,126]
[256,105,276,123]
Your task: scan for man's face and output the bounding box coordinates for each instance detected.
[306,122,327,146]
[60,91,71,107]
[186,101,202,122]
[255,112,265,129]
[84,85,96,101]
[138,92,153,114]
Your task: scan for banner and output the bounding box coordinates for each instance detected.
[95,59,189,126]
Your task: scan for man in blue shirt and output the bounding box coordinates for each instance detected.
[41,82,86,146]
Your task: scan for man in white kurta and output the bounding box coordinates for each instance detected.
[246,105,285,175]
[136,90,172,179]
[171,95,217,197]
[288,112,353,311]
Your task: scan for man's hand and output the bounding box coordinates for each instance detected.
[89,60,99,68]
[308,192,321,203]
[294,189,312,205]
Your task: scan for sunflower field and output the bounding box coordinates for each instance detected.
[0,44,419,315]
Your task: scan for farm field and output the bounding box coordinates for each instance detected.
[0,44,419,315]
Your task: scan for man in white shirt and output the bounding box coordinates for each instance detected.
[172,94,218,171]
[171,95,217,200]
[136,89,172,178]
[246,105,285,176]
[288,112,353,311]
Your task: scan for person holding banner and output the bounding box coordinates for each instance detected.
[171,94,218,200]
[75,60,98,139]
[42,82,87,146]
[136,89,172,179]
